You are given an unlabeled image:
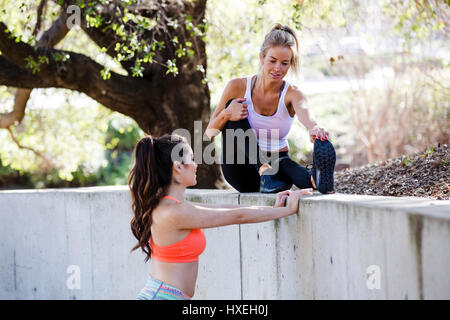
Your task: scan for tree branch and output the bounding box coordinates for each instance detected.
[0,21,158,118]
[0,56,48,88]
[37,9,70,47]
[0,91,29,129]
[61,0,188,79]
[0,10,72,129]
[33,0,48,36]
[0,24,40,71]
[126,0,159,18]
[76,2,161,76]
[52,0,155,74]
[6,127,59,170]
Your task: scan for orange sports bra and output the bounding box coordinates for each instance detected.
[149,195,206,263]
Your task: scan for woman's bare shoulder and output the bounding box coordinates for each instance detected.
[152,200,182,225]
[225,77,247,95]
[286,84,307,105]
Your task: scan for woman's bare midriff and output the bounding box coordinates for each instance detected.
[151,259,198,297]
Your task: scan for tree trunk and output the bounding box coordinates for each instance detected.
[0,0,224,188]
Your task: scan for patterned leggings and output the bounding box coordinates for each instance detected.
[136,275,192,300]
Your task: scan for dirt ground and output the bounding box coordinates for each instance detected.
[334,144,449,200]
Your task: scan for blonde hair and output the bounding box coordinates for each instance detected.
[259,23,300,78]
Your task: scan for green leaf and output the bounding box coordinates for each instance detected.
[100,67,111,80]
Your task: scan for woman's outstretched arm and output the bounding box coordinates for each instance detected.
[165,189,312,230]
[186,190,291,209]
[289,86,328,142]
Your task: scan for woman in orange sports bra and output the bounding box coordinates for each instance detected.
[129,134,312,300]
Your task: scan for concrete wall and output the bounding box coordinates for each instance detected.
[0,186,449,300]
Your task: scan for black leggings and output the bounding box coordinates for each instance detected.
[220,99,313,192]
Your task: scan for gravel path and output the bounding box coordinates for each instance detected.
[334,144,449,200]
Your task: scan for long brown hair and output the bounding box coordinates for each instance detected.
[128,134,188,262]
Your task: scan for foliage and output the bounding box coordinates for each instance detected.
[95,116,143,186]
[382,0,448,48]
[207,0,449,167]
[0,0,449,188]
[0,0,207,79]
[0,87,144,189]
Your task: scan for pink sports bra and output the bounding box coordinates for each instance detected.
[149,195,206,263]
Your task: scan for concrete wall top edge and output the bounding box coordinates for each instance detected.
[0,185,130,193]
[1,187,448,219]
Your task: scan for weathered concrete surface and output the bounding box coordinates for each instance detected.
[0,187,149,300]
[0,187,449,299]
[185,190,241,300]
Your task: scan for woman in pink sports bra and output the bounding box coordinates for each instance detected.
[129,134,312,300]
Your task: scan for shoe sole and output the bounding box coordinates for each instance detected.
[313,139,336,194]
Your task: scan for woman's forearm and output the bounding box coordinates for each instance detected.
[296,106,318,131]
[188,201,241,209]
[238,206,294,224]
[205,108,230,139]
[191,202,277,210]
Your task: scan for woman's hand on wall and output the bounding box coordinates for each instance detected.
[274,189,313,212]
[274,190,291,207]
[286,189,313,213]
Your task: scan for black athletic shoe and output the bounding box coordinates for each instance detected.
[312,139,336,194]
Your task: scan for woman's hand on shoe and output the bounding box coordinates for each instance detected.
[225,98,248,121]
[286,189,313,213]
[309,125,328,142]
